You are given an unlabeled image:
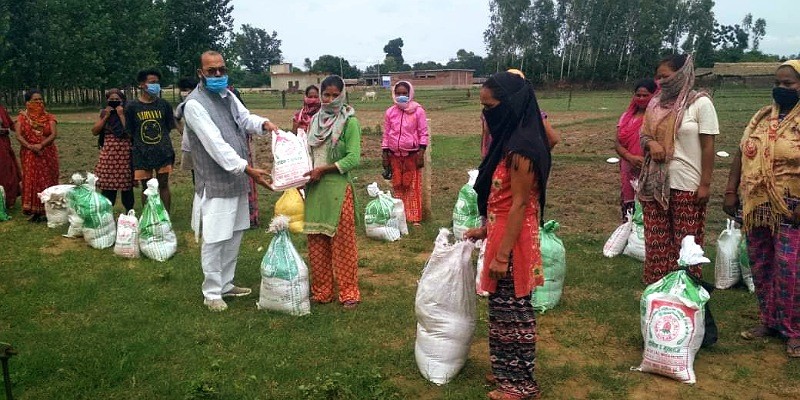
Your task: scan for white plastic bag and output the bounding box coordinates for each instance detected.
[65,173,116,249]
[257,216,311,316]
[391,196,409,236]
[635,236,710,384]
[452,170,480,240]
[603,211,632,257]
[714,219,742,289]
[39,184,75,228]
[63,174,86,238]
[139,178,177,261]
[415,228,476,385]
[271,129,312,191]
[739,237,755,293]
[475,240,489,297]
[365,182,402,242]
[114,210,140,259]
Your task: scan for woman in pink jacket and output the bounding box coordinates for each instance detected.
[382,81,429,225]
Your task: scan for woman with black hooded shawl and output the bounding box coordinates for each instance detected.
[92,88,134,212]
[465,72,551,400]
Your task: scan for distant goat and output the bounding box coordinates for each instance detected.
[361,91,377,101]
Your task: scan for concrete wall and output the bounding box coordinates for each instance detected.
[389,70,474,88]
[270,74,326,92]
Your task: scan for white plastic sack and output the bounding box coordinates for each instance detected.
[475,240,489,297]
[63,174,86,238]
[635,236,710,384]
[365,182,402,242]
[623,222,646,262]
[139,178,177,261]
[64,173,116,248]
[114,210,140,259]
[415,228,476,385]
[714,219,742,289]
[603,211,632,257]
[271,129,312,191]
[391,196,409,236]
[739,237,755,293]
[452,170,480,240]
[39,184,74,228]
[257,216,311,316]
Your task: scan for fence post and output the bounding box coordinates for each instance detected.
[422,119,432,220]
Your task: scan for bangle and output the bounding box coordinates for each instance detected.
[495,255,509,264]
[724,189,737,195]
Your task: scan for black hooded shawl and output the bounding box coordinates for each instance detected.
[474,72,551,220]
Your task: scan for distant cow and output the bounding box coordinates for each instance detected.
[361,91,377,102]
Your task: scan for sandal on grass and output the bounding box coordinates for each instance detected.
[787,338,800,358]
[485,373,497,385]
[740,325,778,340]
[342,300,359,310]
[487,389,538,400]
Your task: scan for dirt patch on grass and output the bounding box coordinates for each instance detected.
[41,236,85,255]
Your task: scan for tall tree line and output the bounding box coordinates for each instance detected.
[485,0,772,83]
[0,0,284,104]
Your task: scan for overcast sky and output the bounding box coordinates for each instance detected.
[232,0,798,69]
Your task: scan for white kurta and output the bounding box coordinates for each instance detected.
[183,89,268,244]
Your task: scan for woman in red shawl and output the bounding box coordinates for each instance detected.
[292,85,321,133]
[614,78,657,220]
[0,102,22,208]
[15,89,59,222]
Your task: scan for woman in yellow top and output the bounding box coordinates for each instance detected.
[723,60,800,358]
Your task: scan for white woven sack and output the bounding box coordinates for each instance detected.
[714,219,741,289]
[604,211,632,257]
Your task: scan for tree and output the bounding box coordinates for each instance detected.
[310,55,360,79]
[751,18,766,51]
[446,49,487,76]
[383,38,405,66]
[232,24,281,74]
[303,58,313,71]
[160,0,235,79]
[413,61,446,70]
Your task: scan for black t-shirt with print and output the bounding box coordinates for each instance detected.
[125,98,177,170]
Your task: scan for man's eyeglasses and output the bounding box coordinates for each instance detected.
[203,67,228,76]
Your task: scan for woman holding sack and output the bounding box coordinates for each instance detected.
[92,88,134,212]
[638,54,719,285]
[303,75,362,309]
[465,72,551,400]
[382,80,429,225]
[15,89,59,222]
[614,79,657,221]
[723,60,800,358]
[292,85,321,134]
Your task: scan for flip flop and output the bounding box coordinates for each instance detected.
[740,325,778,340]
[486,390,539,400]
[787,338,800,358]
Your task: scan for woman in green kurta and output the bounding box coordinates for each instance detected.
[303,75,362,309]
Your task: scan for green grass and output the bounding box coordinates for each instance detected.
[2,88,798,399]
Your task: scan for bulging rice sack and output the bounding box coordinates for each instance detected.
[391,196,409,236]
[534,220,566,312]
[66,173,116,249]
[257,216,311,316]
[714,219,742,289]
[139,178,177,261]
[364,182,402,242]
[635,236,710,384]
[452,170,480,240]
[603,211,632,257]
[623,201,646,262]
[739,237,755,293]
[274,188,304,234]
[415,228,476,385]
[39,184,75,228]
[271,129,312,191]
[114,210,140,258]
[0,186,9,221]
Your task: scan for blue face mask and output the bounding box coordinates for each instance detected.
[145,83,161,97]
[205,75,229,94]
[395,95,410,104]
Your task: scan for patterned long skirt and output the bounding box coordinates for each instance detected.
[489,265,540,399]
[389,153,422,223]
[95,135,133,191]
[307,186,360,304]
[746,198,800,339]
[641,189,706,285]
[20,145,59,215]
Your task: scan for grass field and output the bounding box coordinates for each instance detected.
[2,87,799,399]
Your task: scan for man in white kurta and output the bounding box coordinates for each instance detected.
[182,51,276,311]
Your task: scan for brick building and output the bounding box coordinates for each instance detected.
[388,69,474,89]
[269,63,327,93]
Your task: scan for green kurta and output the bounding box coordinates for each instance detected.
[304,117,361,236]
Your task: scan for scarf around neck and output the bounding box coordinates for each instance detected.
[294,97,321,131]
[638,55,708,209]
[474,72,551,218]
[307,88,355,148]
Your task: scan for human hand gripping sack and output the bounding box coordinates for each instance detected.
[463,226,487,241]
[262,120,278,132]
[246,165,273,190]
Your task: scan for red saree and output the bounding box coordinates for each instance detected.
[18,111,59,214]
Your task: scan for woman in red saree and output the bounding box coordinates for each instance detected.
[0,103,22,208]
[614,79,657,220]
[15,90,59,222]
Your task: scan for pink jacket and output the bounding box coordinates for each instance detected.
[382,81,429,155]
